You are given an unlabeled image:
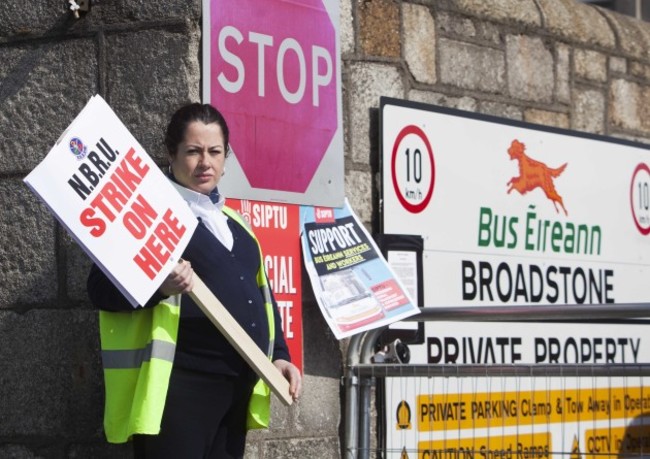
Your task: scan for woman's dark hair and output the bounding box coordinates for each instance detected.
[164,103,230,157]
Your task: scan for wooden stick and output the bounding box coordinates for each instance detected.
[188,275,293,406]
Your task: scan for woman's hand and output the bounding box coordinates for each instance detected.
[158,260,194,296]
[273,359,302,402]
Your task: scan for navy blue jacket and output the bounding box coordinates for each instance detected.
[87,216,290,377]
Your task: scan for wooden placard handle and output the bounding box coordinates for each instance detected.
[188,275,293,406]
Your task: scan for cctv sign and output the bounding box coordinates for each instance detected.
[202,0,343,207]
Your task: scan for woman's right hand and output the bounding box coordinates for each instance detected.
[158,259,194,296]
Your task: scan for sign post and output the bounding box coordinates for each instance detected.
[190,278,292,405]
[24,95,292,406]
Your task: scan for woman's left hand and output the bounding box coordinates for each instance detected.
[273,359,302,402]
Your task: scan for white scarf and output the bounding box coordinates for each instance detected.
[170,181,234,251]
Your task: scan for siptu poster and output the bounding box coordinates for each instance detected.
[226,198,304,373]
[300,200,419,339]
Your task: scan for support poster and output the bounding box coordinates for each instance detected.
[300,200,419,339]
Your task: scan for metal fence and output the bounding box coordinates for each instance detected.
[344,304,650,459]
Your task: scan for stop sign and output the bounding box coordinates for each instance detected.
[208,0,339,195]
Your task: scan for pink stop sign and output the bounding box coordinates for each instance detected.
[211,0,338,193]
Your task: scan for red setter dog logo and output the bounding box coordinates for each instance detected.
[507,139,568,215]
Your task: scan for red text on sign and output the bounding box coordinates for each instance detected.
[133,208,187,280]
[79,148,150,236]
[123,194,158,239]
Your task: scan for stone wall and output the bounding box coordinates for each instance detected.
[344,0,650,231]
[1,0,649,458]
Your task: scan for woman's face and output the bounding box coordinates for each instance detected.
[169,121,226,195]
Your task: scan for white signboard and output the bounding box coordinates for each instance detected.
[24,95,196,307]
[384,321,650,459]
[416,322,646,366]
[381,97,650,307]
[386,374,650,459]
[202,0,344,207]
[379,98,650,458]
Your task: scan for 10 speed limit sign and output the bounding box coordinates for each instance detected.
[630,162,650,235]
[390,124,435,213]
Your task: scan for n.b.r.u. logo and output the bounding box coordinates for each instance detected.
[507,139,568,216]
[69,137,88,160]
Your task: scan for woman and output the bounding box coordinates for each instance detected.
[87,103,301,458]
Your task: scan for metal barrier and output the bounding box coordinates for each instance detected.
[344,304,650,459]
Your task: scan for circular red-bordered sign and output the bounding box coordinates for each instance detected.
[630,162,650,235]
[391,125,435,214]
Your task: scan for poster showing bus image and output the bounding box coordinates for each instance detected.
[319,267,385,332]
[300,199,419,339]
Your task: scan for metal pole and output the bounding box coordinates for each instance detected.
[352,363,650,378]
[344,332,364,459]
[358,376,372,459]
[358,327,385,459]
[343,372,359,459]
[404,303,650,322]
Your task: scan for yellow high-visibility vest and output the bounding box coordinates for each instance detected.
[99,206,275,443]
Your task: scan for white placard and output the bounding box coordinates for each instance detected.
[24,95,197,307]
